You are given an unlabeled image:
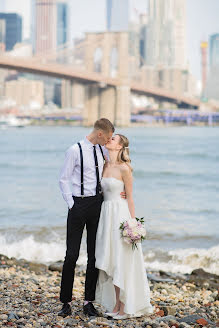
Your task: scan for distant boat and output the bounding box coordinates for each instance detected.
[0,115,30,128]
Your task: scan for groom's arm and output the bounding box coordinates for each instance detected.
[59,145,77,209]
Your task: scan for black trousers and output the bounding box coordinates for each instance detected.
[60,193,103,303]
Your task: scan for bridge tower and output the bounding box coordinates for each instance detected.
[83,31,130,127]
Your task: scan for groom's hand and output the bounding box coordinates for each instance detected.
[120,191,126,199]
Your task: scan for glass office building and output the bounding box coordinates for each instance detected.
[33,0,68,54]
[106,0,129,32]
[209,34,219,69]
[0,13,22,51]
[57,2,68,46]
[205,34,219,101]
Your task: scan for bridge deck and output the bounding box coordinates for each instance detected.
[0,56,200,108]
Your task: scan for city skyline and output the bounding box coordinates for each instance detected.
[146,0,187,68]
[0,0,218,80]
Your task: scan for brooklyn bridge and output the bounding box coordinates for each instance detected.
[0,32,200,126]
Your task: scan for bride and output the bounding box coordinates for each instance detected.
[95,134,153,319]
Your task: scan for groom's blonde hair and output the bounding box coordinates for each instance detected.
[94,118,115,133]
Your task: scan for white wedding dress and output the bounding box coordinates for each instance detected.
[95,177,153,316]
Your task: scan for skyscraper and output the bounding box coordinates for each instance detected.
[209,34,219,69]
[33,0,68,54]
[139,14,148,64]
[57,1,68,46]
[204,34,219,100]
[0,0,31,40]
[106,0,129,32]
[0,13,22,51]
[35,0,56,54]
[146,0,187,68]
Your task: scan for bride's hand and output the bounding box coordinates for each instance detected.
[120,191,126,199]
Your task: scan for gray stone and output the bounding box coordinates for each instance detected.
[64,318,78,326]
[151,324,160,328]
[142,321,154,327]
[89,318,114,327]
[156,315,178,323]
[147,273,175,283]
[28,262,47,273]
[191,268,219,279]
[159,270,188,281]
[8,312,19,320]
[0,314,8,320]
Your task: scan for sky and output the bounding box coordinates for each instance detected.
[0,0,219,80]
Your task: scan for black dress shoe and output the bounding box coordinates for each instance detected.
[83,302,99,317]
[58,303,72,317]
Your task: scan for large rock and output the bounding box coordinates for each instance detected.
[178,314,214,325]
[188,268,219,288]
[28,262,47,274]
[0,254,9,261]
[191,268,219,280]
[159,270,188,281]
[48,261,63,272]
[147,273,175,283]
[155,315,178,323]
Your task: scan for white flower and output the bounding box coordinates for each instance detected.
[132,228,139,236]
[127,218,138,228]
[123,229,128,237]
[139,227,146,237]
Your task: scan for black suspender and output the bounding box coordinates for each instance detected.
[77,143,104,197]
[77,142,84,196]
[98,145,105,164]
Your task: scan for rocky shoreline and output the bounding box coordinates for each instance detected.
[0,254,218,328]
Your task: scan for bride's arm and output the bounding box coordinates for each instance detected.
[121,164,135,218]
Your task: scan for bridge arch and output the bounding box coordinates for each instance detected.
[85,32,129,79]
[110,47,118,78]
[93,47,103,73]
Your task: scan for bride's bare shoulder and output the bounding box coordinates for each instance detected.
[119,162,132,175]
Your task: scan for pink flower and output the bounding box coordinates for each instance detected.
[124,237,132,245]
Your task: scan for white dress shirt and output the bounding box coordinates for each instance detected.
[59,137,108,209]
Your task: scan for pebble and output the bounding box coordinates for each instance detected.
[8,312,19,320]
[0,253,218,328]
[0,314,8,320]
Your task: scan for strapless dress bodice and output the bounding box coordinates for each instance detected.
[101,177,124,201]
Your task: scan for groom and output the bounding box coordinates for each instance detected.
[58,118,115,317]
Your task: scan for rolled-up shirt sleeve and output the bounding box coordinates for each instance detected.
[59,146,76,209]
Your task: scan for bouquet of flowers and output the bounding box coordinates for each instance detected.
[119,217,146,250]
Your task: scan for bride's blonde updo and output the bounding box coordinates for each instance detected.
[116,134,133,171]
